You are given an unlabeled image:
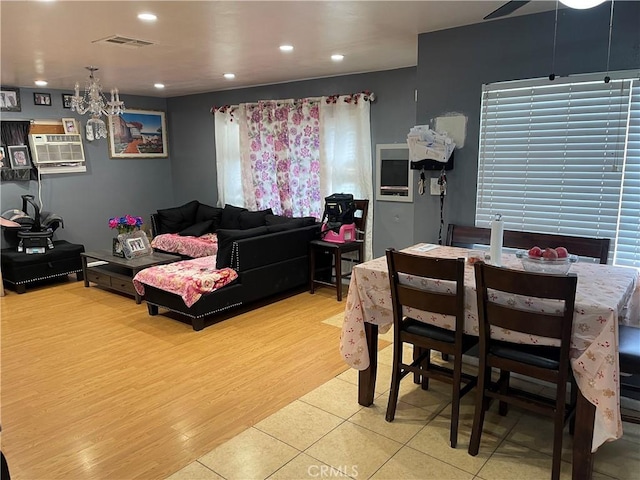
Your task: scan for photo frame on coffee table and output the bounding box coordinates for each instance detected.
[118,230,152,259]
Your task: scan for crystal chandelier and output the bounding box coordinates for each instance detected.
[71,66,125,141]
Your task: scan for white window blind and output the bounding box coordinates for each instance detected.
[477,72,640,267]
[614,81,640,267]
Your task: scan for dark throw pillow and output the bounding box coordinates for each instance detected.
[156,200,199,234]
[215,226,269,268]
[239,208,273,229]
[179,220,214,237]
[219,204,248,230]
[195,203,223,229]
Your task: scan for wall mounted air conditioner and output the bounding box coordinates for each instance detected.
[28,133,86,174]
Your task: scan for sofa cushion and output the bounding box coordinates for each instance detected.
[179,220,214,237]
[266,219,305,233]
[196,203,223,229]
[220,204,248,230]
[216,226,269,268]
[239,208,273,229]
[265,214,317,227]
[156,200,199,234]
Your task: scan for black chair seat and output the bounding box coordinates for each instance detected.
[619,325,640,373]
[404,318,478,353]
[310,239,362,253]
[619,325,640,424]
[490,342,561,370]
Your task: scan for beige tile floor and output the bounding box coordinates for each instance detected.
[167,327,640,480]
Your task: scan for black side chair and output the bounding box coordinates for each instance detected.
[309,199,368,301]
[619,324,640,424]
[385,248,477,448]
[469,262,578,480]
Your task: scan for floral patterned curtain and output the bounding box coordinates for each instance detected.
[240,99,322,218]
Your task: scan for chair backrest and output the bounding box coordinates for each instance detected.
[386,248,466,338]
[354,199,369,242]
[446,224,610,264]
[474,262,577,375]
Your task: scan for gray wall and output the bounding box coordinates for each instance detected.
[0,88,173,250]
[414,1,640,244]
[167,67,417,257]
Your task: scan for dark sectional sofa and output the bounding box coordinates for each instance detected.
[142,201,322,330]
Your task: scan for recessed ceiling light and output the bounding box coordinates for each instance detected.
[154,83,165,89]
[138,12,157,21]
[331,54,344,62]
[224,73,236,80]
[34,80,48,86]
[279,45,294,52]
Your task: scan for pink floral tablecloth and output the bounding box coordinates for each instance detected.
[340,244,640,451]
[150,232,218,258]
[133,256,237,307]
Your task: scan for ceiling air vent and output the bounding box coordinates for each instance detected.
[94,35,154,48]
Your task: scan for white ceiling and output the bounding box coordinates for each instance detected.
[0,1,557,98]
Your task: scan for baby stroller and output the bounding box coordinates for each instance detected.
[1,195,64,254]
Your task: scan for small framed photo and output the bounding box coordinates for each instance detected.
[0,146,9,169]
[8,145,31,169]
[118,230,152,259]
[1,87,21,112]
[62,93,73,109]
[34,92,51,106]
[62,118,79,135]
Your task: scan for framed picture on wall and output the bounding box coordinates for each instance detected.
[62,118,79,135]
[0,86,21,112]
[107,109,168,159]
[0,146,9,169]
[62,93,74,109]
[8,145,31,169]
[34,92,52,106]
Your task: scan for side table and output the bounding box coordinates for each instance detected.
[81,250,181,303]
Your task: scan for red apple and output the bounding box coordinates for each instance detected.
[528,246,543,258]
[555,246,568,258]
[542,247,558,259]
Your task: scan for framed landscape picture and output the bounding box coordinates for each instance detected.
[0,86,21,112]
[108,109,168,159]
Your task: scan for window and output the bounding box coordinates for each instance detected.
[476,72,640,267]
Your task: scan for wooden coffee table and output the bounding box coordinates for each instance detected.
[81,250,181,303]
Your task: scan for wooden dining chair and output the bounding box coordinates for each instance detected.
[309,199,368,301]
[469,262,578,480]
[619,324,640,424]
[446,224,610,264]
[385,248,477,448]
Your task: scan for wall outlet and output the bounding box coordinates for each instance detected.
[430,178,446,195]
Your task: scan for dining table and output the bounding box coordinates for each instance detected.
[340,244,640,480]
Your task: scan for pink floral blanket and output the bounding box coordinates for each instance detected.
[151,232,218,258]
[133,256,238,307]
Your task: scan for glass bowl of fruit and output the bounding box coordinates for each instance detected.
[515,246,578,275]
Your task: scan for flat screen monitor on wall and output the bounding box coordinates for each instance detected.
[376,144,413,203]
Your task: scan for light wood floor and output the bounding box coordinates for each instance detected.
[1,278,350,479]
